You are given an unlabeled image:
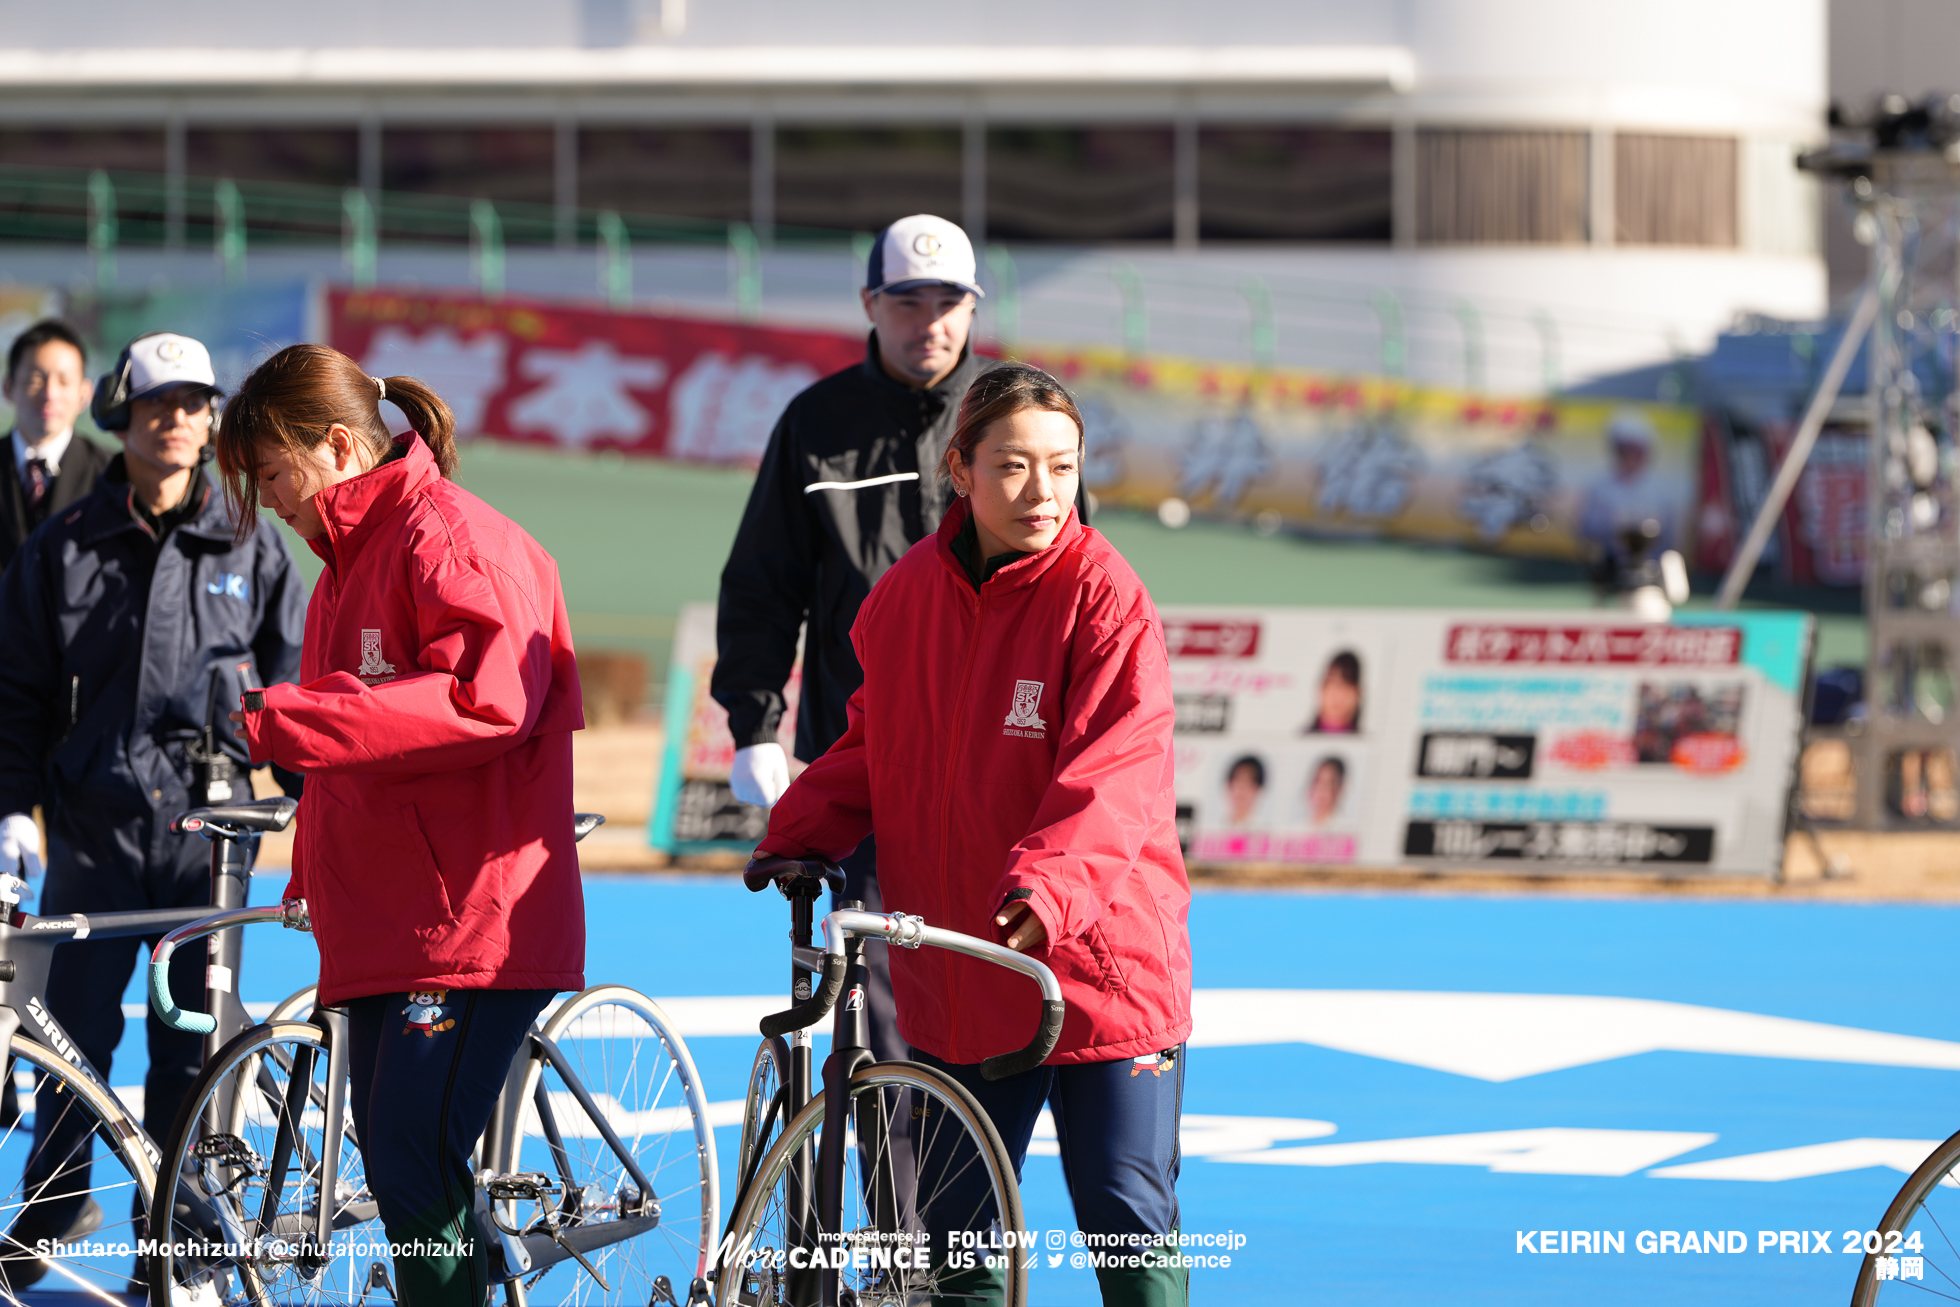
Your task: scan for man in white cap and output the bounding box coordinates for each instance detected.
[1578,407,1678,569]
[0,331,305,1286]
[714,215,1086,1066]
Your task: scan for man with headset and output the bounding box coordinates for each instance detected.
[0,332,305,1284]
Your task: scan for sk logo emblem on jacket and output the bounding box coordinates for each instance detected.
[357,628,398,683]
[1004,678,1047,738]
[404,990,455,1036]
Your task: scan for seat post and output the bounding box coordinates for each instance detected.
[204,831,255,1053]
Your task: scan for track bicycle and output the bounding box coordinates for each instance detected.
[0,794,300,1300]
[1848,1128,1960,1303]
[145,812,721,1307]
[710,857,1065,1307]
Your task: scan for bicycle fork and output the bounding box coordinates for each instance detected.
[815,931,877,1307]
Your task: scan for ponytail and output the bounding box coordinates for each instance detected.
[218,344,462,539]
[376,375,459,478]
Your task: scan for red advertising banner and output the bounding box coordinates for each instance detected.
[326,288,865,465]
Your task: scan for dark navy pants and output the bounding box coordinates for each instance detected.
[345,988,553,1307]
[909,1044,1186,1300]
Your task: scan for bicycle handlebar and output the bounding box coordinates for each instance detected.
[757,909,1067,1080]
[149,901,311,1033]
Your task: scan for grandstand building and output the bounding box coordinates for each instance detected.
[0,0,1826,392]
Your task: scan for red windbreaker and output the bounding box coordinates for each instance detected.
[241,435,586,1005]
[759,498,1192,1065]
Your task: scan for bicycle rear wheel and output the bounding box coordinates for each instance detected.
[737,1037,793,1203]
[148,1019,385,1306]
[0,1035,156,1298]
[1851,1127,1960,1304]
[493,984,719,1306]
[717,1061,1027,1307]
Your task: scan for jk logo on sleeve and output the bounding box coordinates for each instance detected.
[1004,679,1047,738]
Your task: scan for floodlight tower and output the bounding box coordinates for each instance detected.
[1804,97,1960,827]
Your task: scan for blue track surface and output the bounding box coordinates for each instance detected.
[60,875,1960,1305]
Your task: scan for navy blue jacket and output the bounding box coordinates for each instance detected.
[0,465,306,826]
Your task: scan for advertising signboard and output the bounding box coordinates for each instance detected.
[1023,345,1700,564]
[326,287,864,465]
[651,602,1811,877]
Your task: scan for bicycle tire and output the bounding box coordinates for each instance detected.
[715,1060,1028,1307]
[147,1019,384,1306]
[266,985,318,1023]
[0,1034,158,1298]
[491,984,720,1306]
[736,1037,792,1204]
[1849,1126,1960,1304]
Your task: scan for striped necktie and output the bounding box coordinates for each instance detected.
[22,458,49,509]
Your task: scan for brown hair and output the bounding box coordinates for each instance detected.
[940,363,1085,484]
[215,343,460,535]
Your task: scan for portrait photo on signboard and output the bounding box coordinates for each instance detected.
[1633,680,1747,771]
[1303,649,1363,734]
[1218,753,1271,829]
[1293,752,1359,830]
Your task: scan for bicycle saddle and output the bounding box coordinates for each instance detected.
[742,854,843,895]
[573,813,605,843]
[171,797,298,835]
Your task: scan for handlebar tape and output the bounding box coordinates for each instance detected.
[981,999,1068,1081]
[759,952,849,1038]
[150,953,216,1035]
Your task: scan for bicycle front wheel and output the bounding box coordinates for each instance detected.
[1850,1127,1960,1304]
[494,984,719,1306]
[717,1061,1027,1307]
[148,1019,385,1306]
[0,1035,157,1298]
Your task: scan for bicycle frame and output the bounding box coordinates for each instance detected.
[718,892,1065,1307]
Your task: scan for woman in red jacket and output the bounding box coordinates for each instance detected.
[217,344,585,1307]
[753,363,1193,1307]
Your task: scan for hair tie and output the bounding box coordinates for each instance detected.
[373,376,386,401]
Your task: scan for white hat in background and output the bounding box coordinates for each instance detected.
[1606,408,1657,450]
[125,332,220,402]
[865,215,986,299]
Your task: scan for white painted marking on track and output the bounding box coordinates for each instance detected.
[1188,990,1960,1081]
[1651,1138,1949,1182]
[1212,1127,1720,1177]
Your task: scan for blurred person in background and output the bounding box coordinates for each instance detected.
[1579,409,1677,569]
[0,320,112,570]
[714,213,1005,1068]
[0,332,304,1288]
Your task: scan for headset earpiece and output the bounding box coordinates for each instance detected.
[90,350,133,432]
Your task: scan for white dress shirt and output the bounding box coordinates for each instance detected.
[12,428,73,479]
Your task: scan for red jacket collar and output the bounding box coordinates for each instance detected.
[933,494,1084,592]
[308,433,440,572]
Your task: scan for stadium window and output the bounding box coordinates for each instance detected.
[1416,129,1589,244]
[1198,127,1393,242]
[184,128,359,189]
[1615,133,1738,247]
[0,129,168,241]
[773,126,961,234]
[580,126,752,224]
[987,127,1175,243]
[382,126,556,206]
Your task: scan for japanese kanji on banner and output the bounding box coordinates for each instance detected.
[1021,345,1701,563]
[326,287,865,464]
[651,600,1812,877]
[1167,606,1812,877]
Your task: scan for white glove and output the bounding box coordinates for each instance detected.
[0,813,44,881]
[729,743,792,808]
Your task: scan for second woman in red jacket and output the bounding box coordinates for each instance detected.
[217,344,585,1307]
[755,363,1194,1307]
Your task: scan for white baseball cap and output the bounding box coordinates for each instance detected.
[866,215,985,299]
[125,332,220,403]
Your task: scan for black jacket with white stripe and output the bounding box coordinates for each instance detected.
[714,333,1031,763]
